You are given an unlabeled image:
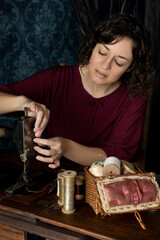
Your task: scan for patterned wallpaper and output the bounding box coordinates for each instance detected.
[0,0,80,84]
[0,0,80,150]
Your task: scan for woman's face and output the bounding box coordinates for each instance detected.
[87,37,133,86]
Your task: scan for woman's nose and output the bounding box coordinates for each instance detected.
[102,58,112,70]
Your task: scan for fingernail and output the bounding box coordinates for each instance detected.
[49,164,55,169]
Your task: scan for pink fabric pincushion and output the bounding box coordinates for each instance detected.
[103,178,156,207]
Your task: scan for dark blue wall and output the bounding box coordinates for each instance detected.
[0,0,80,84]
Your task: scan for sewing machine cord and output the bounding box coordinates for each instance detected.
[0,171,57,202]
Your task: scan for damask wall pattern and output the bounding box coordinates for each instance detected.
[0,0,80,150]
[0,0,80,84]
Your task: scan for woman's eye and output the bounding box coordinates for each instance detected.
[115,61,123,67]
[98,50,106,56]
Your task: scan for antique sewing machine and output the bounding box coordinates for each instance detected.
[0,109,56,196]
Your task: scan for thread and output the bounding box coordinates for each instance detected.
[75,175,85,200]
[57,169,65,197]
[121,160,137,174]
[57,172,65,206]
[62,170,77,214]
[90,161,104,168]
[89,163,104,177]
[103,156,121,177]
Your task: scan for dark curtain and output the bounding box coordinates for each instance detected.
[145,0,160,173]
[72,0,146,35]
[72,0,109,34]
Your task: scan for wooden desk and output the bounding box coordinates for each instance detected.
[0,152,160,240]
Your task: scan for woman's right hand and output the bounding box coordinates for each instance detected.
[0,92,50,137]
[23,98,50,137]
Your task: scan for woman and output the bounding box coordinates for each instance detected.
[0,14,154,168]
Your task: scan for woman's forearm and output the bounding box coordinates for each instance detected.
[33,137,107,168]
[63,138,107,166]
[0,91,28,114]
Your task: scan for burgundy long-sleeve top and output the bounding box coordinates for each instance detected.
[0,65,146,161]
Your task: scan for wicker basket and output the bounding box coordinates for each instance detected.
[85,167,104,215]
[84,167,160,216]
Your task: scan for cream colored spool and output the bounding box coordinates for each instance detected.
[62,170,77,214]
[57,170,65,197]
[121,160,137,174]
[103,156,121,177]
[57,172,65,206]
[89,163,104,177]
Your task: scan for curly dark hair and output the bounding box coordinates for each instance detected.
[77,14,154,97]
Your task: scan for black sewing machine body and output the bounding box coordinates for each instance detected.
[0,115,56,196]
[0,116,33,160]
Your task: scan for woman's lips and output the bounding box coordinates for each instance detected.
[96,69,107,78]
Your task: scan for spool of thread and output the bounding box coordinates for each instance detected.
[57,172,65,206]
[90,161,104,168]
[103,156,121,177]
[121,160,137,174]
[57,169,65,197]
[75,175,85,200]
[62,170,77,214]
[89,163,104,177]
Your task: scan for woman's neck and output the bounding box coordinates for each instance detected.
[79,65,120,99]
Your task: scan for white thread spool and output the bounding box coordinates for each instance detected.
[62,170,77,214]
[103,156,121,177]
[89,163,104,177]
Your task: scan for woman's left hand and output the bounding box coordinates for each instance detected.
[33,137,64,168]
[25,100,50,138]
